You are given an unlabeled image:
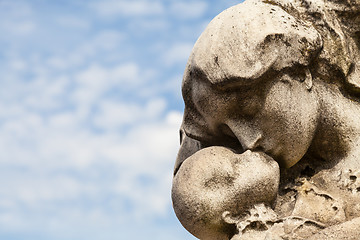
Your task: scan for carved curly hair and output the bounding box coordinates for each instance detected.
[271,0,360,96]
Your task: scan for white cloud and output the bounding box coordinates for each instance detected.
[75,62,137,88]
[0,69,70,113]
[0,45,182,228]
[6,21,36,35]
[72,62,143,110]
[56,16,91,30]
[80,30,125,54]
[9,59,28,71]
[47,57,69,70]
[0,1,33,17]
[163,42,193,66]
[163,74,183,99]
[109,111,182,215]
[0,19,36,36]
[93,98,167,130]
[90,0,165,17]
[0,0,203,238]
[22,76,71,111]
[43,29,125,71]
[128,19,170,32]
[170,1,208,19]
[0,104,182,233]
[0,1,36,36]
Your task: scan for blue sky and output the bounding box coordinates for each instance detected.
[0,0,241,239]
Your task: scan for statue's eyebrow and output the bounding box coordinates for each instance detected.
[189,65,208,82]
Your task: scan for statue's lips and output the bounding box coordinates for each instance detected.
[178,128,284,169]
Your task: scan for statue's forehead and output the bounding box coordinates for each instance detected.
[186,0,322,87]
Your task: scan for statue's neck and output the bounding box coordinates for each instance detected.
[310,83,360,166]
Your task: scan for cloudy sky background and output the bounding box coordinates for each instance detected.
[0,0,241,239]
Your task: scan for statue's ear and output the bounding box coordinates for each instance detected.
[222,211,238,225]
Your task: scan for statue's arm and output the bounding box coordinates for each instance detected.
[173,129,203,176]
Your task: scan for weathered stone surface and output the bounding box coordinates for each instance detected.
[172,147,279,240]
[172,0,360,239]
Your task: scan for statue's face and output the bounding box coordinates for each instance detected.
[172,147,280,240]
[190,72,319,168]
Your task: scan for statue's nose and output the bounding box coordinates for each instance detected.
[240,134,263,152]
[226,120,263,152]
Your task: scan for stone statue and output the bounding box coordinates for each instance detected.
[171,0,360,239]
